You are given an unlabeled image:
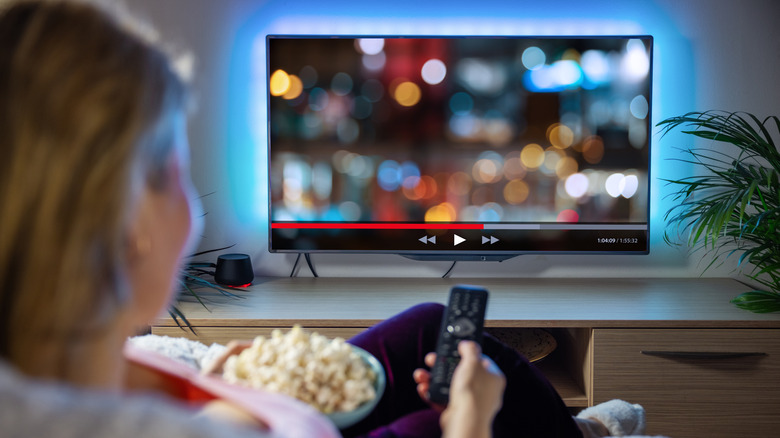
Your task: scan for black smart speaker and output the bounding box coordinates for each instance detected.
[215,253,254,286]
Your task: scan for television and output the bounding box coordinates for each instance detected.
[266,35,652,261]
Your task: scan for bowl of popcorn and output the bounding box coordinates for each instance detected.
[221,326,386,429]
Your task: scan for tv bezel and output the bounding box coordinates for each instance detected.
[265,34,653,261]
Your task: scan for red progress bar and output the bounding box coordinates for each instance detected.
[271,223,484,230]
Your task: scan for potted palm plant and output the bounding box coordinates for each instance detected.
[659,111,780,313]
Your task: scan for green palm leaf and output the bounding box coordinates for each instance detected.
[659,111,780,313]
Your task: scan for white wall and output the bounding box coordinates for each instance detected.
[657,0,780,116]
[125,0,780,279]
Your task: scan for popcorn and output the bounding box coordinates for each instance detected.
[222,326,377,414]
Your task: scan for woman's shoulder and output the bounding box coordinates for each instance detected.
[0,360,273,438]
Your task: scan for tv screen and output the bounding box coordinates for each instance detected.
[267,35,652,260]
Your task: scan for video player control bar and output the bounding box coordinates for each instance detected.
[271,222,648,231]
[271,222,649,252]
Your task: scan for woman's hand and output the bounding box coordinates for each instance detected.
[442,341,505,438]
[413,341,505,438]
[200,340,251,375]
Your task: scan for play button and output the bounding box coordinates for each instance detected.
[453,234,466,246]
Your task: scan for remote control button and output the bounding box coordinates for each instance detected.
[447,317,476,337]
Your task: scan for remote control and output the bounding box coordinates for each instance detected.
[427,285,489,404]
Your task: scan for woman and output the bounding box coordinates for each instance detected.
[0,1,643,438]
[0,1,504,436]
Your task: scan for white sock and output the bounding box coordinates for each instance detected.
[576,399,646,436]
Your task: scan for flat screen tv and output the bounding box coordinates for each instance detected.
[267,35,652,261]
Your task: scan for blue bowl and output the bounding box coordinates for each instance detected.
[326,346,386,429]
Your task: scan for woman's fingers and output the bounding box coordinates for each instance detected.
[424,352,436,368]
[200,340,251,375]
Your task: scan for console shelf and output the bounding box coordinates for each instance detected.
[152,277,780,437]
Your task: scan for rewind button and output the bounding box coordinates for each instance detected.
[419,235,437,244]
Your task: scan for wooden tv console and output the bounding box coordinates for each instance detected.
[152,277,780,437]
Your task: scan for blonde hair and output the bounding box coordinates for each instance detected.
[0,0,189,379]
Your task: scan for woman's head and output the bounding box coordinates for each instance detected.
[0,0,199,381]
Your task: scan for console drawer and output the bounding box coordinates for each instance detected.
[592,329,780,438]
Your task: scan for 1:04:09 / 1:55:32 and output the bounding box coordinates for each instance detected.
[596,237,639,244]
